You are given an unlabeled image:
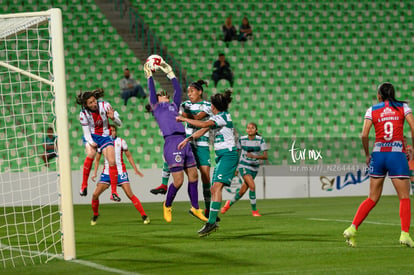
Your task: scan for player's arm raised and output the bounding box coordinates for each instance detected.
[144,63,159,106]
[107,106,122,127]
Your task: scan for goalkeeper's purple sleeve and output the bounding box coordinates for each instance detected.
[148,76,157,106]
[171,77,182,107]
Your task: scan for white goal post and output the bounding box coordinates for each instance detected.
[0,8,75,266]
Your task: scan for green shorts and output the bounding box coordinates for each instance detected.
[212,150,238,186]
[238,167,258,180]
[191,144,211,167]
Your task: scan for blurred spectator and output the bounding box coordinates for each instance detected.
[222,15,237,42]
[238,17,253,41]
[41,127,57,167]
[119,68,146,105]
[212,53,234,88]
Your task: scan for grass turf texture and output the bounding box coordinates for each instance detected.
[3,196,414,274]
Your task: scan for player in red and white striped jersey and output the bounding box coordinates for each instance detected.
[76,88,122,202]
[90,125,149,225]
[344,82,414,247]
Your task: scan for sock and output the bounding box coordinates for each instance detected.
[109,165,118,194]
[400,198,411,233]
[203,183,211,213]
[352,198,376,230]
[161,173,170,187]
[207,201,221,224]
[230,188,241,206]
[165,184,179,207]
[130,195,146,217]
[161,176,169,187]
[188,180,199,209]
[249,190,257,211]
[161,162,170,187]
[91,199,99,216]
[82,157,94,189]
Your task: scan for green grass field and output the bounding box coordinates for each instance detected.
[3,196,414,275]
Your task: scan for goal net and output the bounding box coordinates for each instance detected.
[0,9,75,268]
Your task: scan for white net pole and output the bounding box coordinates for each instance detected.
[0,8,75,268]
[49,8,75,262]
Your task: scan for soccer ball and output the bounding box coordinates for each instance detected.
[146,54,164,72]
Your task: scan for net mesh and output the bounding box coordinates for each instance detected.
[0,14,62,268]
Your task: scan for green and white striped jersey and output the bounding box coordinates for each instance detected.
[209,111,237,153]
[181,100,212,147]
[238,135,267,171]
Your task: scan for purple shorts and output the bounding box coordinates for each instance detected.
[163,135,196,172]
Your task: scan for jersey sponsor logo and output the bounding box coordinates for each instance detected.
[380,107,395,117]
[375,141,403,148]
[95,119,103,127]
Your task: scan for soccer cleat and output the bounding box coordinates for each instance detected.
[399,231,414,247]
[163,202,172,222]
[90,215,99,226]
[142,215,151,225]
[150,184,167,195]
[189,207,208,222]
[220,200,231,214]
[110,193,121,202]
[343,225,357,247]
[198,222,219,237]
[80,187,87,197]
[252,210,261,217]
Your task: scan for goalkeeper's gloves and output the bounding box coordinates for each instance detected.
[160,61,176,79]
[143,63,152,79]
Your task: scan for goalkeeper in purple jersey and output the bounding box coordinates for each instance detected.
[143,59,207,223]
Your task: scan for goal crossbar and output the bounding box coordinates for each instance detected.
[0,16,48,39]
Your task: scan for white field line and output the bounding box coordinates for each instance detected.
[0,243,140,275]
[308,218,400,226]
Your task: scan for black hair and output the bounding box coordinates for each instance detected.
[145,103,152,113]
[242,17,250,26]
[377,82,407,110]
[76,88,105,108]
[156,89,170,99]
[247,122,261,136]
[218,53,225,57]
[189,79,208,93]
[211,89,232,112]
